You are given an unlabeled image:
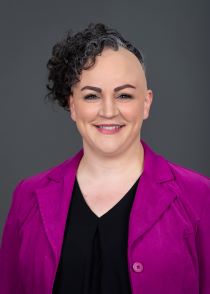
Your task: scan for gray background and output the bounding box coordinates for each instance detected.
[0,0,209,237]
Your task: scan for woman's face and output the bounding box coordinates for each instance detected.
[68,47,153,156]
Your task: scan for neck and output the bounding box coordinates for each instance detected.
[77,139,144,181]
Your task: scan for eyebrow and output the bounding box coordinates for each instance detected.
[80,84,136,93]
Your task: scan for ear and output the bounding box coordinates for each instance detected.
[143,89,153,120]
[68,94,76,122]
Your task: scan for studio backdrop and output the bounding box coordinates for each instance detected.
[0,0,209,237]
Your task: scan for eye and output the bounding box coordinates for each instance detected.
[83,94,98,100]
[118,93,133,99]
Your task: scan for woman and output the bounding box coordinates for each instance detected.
[0,22,210,294]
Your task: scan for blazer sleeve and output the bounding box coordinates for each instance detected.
[197,180,210,294]
[0,179,25,293]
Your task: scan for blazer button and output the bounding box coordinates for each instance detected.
[132,262,144,273]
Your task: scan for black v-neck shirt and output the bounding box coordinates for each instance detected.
[52,176,140,294]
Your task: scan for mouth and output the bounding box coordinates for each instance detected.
[93,124,125,135]
[94,124,125,129]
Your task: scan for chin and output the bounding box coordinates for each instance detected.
[97,143,126,155]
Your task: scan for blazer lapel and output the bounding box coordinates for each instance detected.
[35,149,84,266]
[128,140,178,248]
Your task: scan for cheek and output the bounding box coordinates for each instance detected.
[120,102,144,121]
[75,103,96,120]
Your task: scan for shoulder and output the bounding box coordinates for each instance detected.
[165,158,210,218]
[167,159,210,192]
[15,158,69,190]
[10,154,77,216]
[16,148,83,192]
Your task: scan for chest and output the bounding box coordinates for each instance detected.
[76,176,139,218]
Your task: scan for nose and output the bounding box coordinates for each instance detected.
[98,97,119,118]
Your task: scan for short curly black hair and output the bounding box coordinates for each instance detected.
[45,22,145,112]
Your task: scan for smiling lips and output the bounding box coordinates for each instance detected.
[94,124,125,134]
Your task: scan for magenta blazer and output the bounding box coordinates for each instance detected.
[0,139,210,293]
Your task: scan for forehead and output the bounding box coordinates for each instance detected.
[76,47,146,89]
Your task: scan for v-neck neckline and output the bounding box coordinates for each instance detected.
[75,176,140,219]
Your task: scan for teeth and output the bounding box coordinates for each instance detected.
[99,125,121,130]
